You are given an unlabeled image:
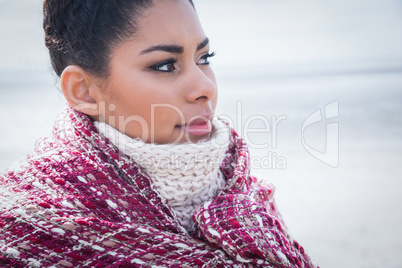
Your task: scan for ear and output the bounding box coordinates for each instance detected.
[60,65,102,116]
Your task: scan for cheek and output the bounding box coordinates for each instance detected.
[152,105,183,127]
[146,107,184,144]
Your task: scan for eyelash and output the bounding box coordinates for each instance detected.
[148,52,216,73]
[198,52,216,65]
[148,58,178,72]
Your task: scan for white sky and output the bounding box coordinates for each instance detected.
[196,0,402,71]
[1,0,402,73]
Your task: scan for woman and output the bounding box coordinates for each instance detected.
[0,0,318,267]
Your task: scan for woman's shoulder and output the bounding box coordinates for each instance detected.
[3,136,76,175]
[0,134,107,202]
[0,133,125,220]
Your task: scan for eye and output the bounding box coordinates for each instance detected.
[148,58,178,72]
[197,52,216,65]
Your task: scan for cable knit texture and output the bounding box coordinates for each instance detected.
[0,105,318,267]
[94,120,230,231]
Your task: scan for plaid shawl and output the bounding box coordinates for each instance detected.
[0,106,317,267]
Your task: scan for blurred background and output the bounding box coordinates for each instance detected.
[1,0,401,267]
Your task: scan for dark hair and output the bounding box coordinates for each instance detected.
[43,0,194,78]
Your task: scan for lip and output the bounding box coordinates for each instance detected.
[176,115,213,136]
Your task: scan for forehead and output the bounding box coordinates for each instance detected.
[133,0,206,46]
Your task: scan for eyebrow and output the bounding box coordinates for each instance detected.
[140,37,209,55]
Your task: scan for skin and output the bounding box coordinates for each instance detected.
[76,0,218,144]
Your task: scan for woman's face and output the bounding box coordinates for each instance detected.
[94,0,217,144]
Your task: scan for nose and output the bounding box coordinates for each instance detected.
[184,64,217,103]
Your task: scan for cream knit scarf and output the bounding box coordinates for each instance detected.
[94,119,230,231]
